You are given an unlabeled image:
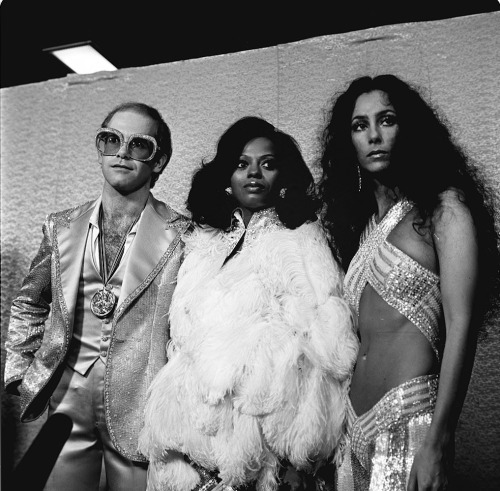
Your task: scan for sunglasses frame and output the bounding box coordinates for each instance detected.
[95,127,160,162]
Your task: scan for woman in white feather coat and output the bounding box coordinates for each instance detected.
[138,116,359,491]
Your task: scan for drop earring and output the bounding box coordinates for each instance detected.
[357,166,362,192]
[225,186,233,195]
[279,188,287,199]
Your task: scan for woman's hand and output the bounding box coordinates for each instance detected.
[407,440,452,491]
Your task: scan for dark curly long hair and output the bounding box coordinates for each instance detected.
[187,116,320,230]
[318,74,499,323]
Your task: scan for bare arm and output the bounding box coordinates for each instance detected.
[4,217,53,394]
[408,192,479,490]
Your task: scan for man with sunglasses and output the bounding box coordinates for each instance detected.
[4,102,189,490]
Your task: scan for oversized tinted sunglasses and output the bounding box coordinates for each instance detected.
[95,128,161,162]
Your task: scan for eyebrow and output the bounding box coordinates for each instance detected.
[239,153,276,158]
[351,109,396,121]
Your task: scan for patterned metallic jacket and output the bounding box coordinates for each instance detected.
[4,193,190,461]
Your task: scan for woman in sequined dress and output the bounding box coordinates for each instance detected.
[317,74,499,490]
[138,116,359,491]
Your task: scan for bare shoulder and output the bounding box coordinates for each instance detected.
[432,188,475,238]
[387,205,437,272]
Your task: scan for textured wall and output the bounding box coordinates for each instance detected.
[1,12,499,488]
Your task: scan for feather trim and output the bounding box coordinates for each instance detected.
[139,218,358,491]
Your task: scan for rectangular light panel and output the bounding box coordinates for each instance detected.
[47,43,117,74]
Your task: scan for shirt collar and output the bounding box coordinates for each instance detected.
[231,207,282,231]
[89,196,103,229]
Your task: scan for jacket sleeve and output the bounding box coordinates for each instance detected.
[298,222,358,378]
[254,222,359,469]
[4,216,53,393]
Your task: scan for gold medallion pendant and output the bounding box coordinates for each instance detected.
[91,205,141,319]
[90,286,117,319]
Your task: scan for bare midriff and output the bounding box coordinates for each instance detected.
[349,284,439,416]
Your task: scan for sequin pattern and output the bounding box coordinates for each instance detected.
[220,207,286,257]
[344,199,442,360]
[4,197,189,462]
[5,215,56,399]
[337,375,438,491]
[105,233,185,461]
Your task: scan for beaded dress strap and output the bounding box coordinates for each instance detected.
[344,199,414,315]
[344,199,442,361]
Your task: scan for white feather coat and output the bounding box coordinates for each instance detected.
[138,209,358,491]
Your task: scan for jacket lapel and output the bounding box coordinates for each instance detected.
[119,198,179,306]
[56,200,96,330]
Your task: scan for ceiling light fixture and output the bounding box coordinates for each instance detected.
[44,41,117,74]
